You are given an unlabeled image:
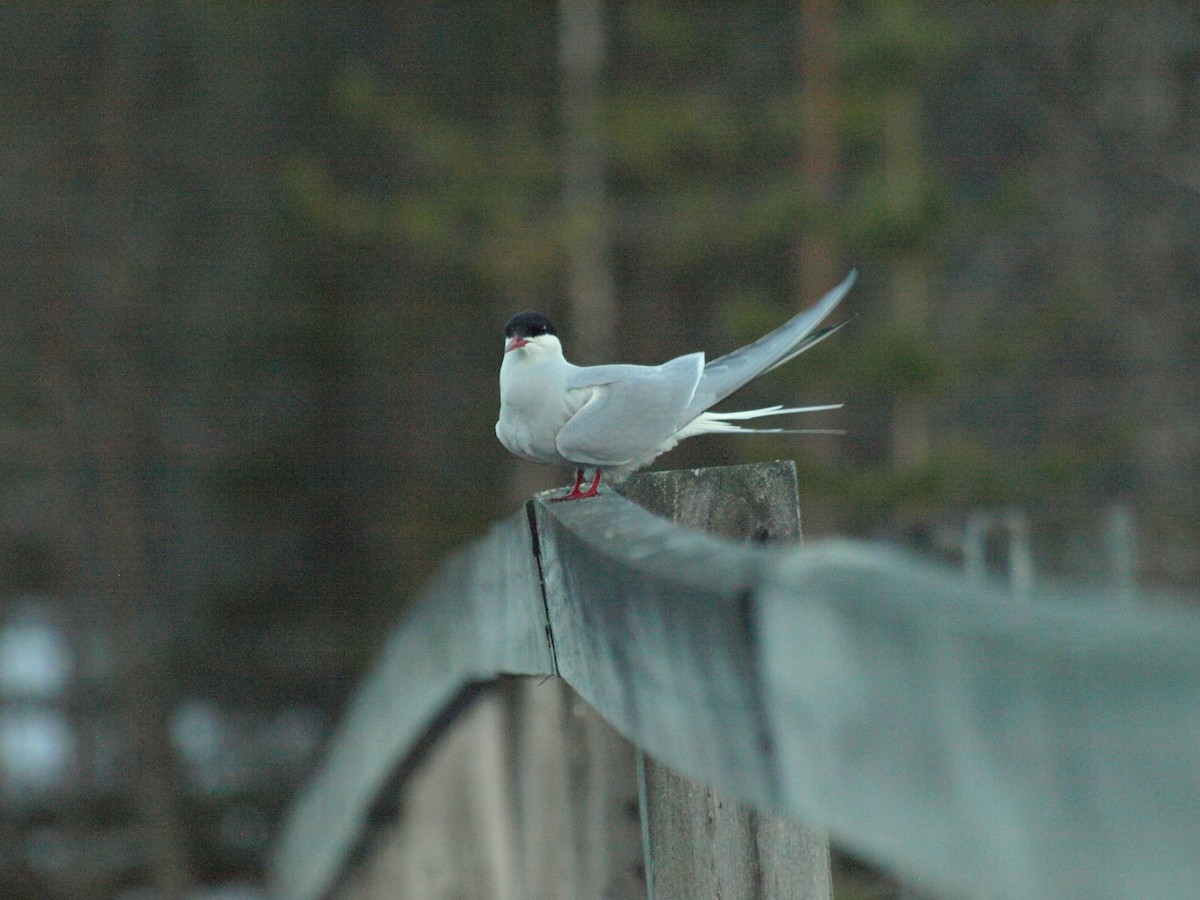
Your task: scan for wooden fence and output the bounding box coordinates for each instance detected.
[270,462,1200,900]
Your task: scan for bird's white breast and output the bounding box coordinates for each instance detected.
[496,349,577,467]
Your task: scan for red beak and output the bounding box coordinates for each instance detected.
[505,336,530,352]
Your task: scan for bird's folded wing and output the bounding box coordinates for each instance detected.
[556,353,704,466]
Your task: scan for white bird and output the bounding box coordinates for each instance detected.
[496,271,857,501]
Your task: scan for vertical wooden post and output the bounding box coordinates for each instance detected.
[508,677,646,899]
[619,462,833,900]
[336,677,647,900]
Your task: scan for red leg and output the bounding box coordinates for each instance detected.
[578,469,602,498]
[551,468,603,502]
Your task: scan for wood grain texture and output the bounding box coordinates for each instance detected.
[533,486,775,803]
[617,459,803,543]
[335,676,646,900]
[639,762,831,900]
[619,463,832,900]
[335,685,520,900]
[270,516,553,900]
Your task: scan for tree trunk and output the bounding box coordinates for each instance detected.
[795,0,841,305]
[558,0,614,364]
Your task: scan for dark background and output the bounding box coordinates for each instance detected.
[1,3,1197,897]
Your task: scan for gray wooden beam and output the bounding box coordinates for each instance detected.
[270,517,553,900]
[332,675,646,900]
[755,541,1200,898]
[334,684,522,900]
[532,482,775,803]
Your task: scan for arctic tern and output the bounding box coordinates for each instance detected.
[496,270,856,501]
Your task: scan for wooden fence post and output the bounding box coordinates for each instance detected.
[619,462,833,900]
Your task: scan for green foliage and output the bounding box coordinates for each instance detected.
[844,323,951,397]
[794,425,1134,527]
[604,89,745,179]
[846,167,955,254]
[285,65,561,294]
[841,1,962,82]
[276,1,1151,545]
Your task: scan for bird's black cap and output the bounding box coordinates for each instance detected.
[504,311,556,339]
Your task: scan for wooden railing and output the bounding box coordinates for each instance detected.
[270,462,1200,900]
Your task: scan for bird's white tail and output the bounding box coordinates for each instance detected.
[675,403,844,439]
[680,271,857,423]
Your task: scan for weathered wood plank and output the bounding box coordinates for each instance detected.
[270,514,553,900]
[532,488,776,804]
[757,540,1200,899]
[616,460,805,544]
[335,676,645,900]
[335,684,520,900]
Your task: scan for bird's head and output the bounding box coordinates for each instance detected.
[503,311,559,355]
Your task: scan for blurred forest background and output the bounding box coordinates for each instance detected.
[0,3,1197,898]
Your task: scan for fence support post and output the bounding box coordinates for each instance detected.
[619,462,833,900]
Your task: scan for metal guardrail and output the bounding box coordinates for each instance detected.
[271,462,1200,900]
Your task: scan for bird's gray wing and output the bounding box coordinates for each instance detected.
[680,270,856,422]
[556,353,704,466]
